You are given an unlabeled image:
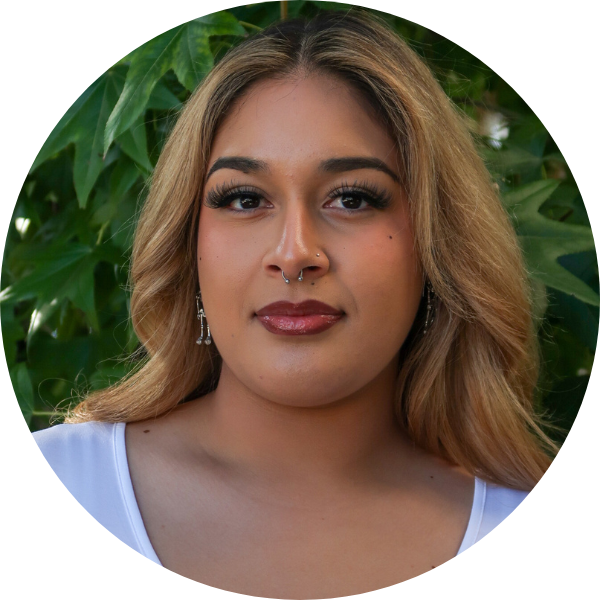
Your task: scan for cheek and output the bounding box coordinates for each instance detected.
[344,221,422,336]
[197,213,256,284]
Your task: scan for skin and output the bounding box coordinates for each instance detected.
[126,74,474,598]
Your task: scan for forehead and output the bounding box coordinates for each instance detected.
[209,74,399,170]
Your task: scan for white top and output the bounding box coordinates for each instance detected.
[33,421,528,564]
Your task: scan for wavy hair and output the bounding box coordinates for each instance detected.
[68,10,558,490]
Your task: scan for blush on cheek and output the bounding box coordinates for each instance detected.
[350,239,421,323]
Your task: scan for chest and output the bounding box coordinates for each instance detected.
[132,465,471,597]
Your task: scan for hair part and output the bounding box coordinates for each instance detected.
[67,10,558,490]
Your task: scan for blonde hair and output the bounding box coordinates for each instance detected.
[68,10,558,490]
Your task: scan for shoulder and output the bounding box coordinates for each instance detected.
[33,421,124,504]
[480,481,528,535]
[459,478,529,553]
[32,421,158,561]
[34,420,119,448]
[34,422,122,477]
[485,481,529,507]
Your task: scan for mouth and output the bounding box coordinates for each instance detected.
[255,300,345,335]
[258,314,343,335]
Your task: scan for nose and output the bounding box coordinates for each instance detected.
[263,201,329,283]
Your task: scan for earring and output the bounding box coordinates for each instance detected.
[195,291,212,345]
[423,281,435,335]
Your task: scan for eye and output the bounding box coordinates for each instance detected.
[324,182,391,212]
[205,180,392,213]
[329,192,371,210]
[230,193,265,210]
[205,183,271,212]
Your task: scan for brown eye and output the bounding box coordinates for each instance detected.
[324,182,391,212]
[340,193,366,210]
[234,195,262,209]
[205,184,272,211]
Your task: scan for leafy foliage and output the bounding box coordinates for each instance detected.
[2,2,597,440]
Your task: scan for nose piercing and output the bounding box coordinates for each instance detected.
[282,270,303,284]
[281,252,322,283]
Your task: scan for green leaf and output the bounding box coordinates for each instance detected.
[0,244,102,330]
[505,116,548,158]
[543,152,567,163]
[194,12,247,35]
[502,179,558,211]
[109,156,143,200]
[31,78,102,172]
[172,22,214,92]
[10,363,34,424]
[551,290,598,352]
[483,146,543,177]
[1,304,24,366]
[91,158,143,235]
[146,82,182,110]
[27,299,61,339]
[505,180,599,306]
[31,69,126,208]
[540,375,588,445]
[104,26,183,154]
[539,184,579,216]
[89,359,131,391]
[104,12,246,153]
[117,117,153,172]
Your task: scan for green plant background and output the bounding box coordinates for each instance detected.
[2,1,597,439]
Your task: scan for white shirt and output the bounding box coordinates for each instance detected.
[33,421,528,565]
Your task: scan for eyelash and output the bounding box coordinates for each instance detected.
[204,179,392,212]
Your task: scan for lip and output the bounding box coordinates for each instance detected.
[255,300,344,335]
[256,300,343,317]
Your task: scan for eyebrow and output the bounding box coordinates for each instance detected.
[319,157,400,183]
[205,155,400,183]
[206,157,269,180]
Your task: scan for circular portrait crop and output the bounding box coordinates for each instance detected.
[2,2,598,598]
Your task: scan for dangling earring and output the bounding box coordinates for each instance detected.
[195,291,212,345]
[423,281,435,335]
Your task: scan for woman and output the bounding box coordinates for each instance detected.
[34,11,558,598]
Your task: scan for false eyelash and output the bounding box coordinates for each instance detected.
[204,180,263,209]
[204,179,393,210]
[325,179,392,209]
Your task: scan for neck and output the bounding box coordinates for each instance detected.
[181,358,414,484]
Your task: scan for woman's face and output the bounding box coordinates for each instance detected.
[198,74,423,407]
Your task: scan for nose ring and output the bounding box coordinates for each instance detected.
[282,270,303,284]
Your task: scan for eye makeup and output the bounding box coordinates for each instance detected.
[203,178,393,212]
